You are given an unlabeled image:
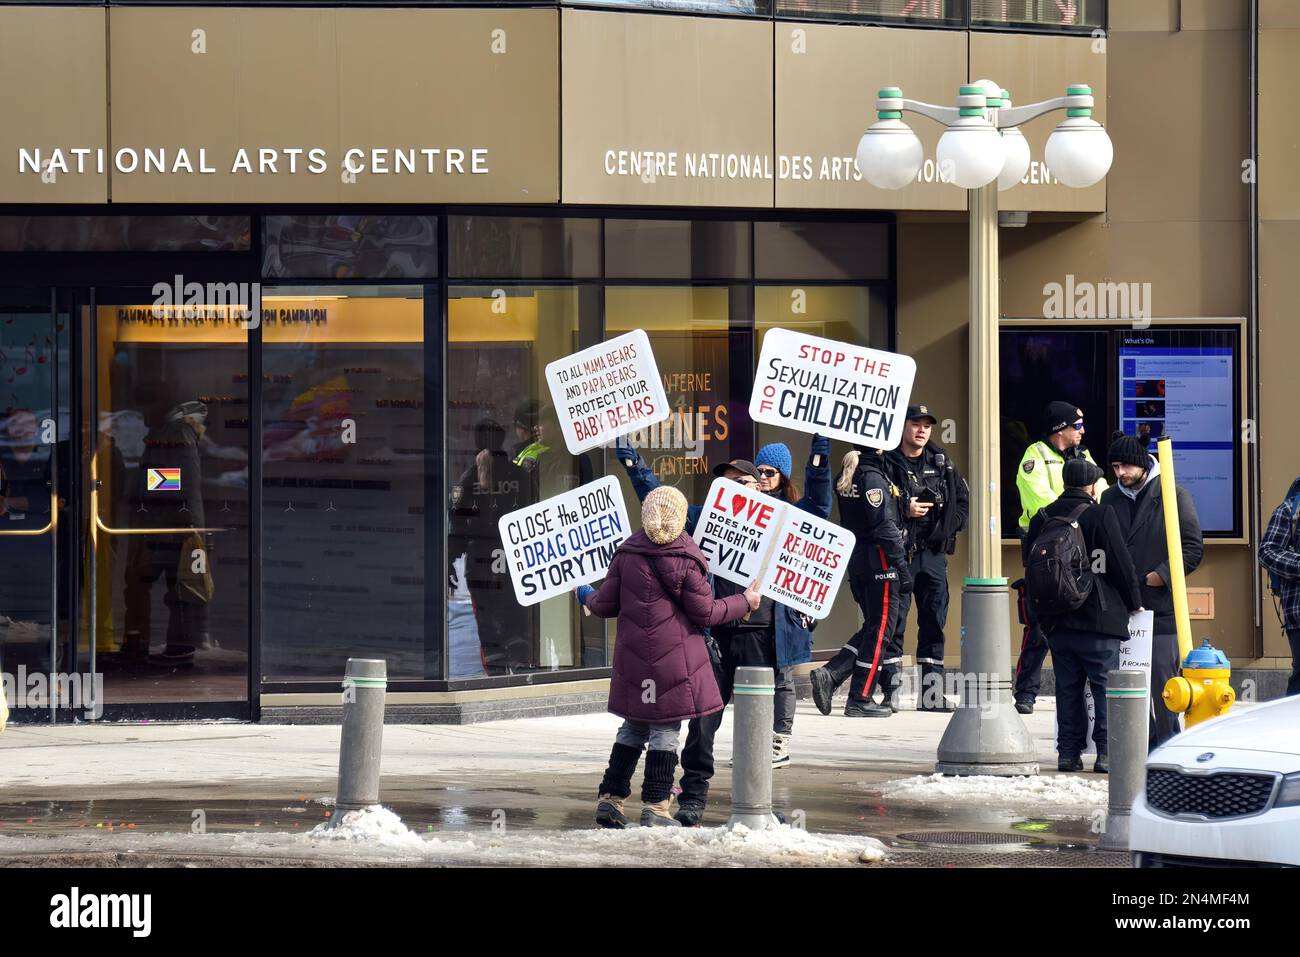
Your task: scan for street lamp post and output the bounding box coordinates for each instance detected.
[857,79,1114,775]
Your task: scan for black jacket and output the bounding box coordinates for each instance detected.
[1022,489,1142,639]
[1100,473,1203,634]
[836,454,911,588]
[885,441,969,554]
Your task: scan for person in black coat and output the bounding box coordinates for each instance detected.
[1099,432,1203,749]
[1023,458,1142,773]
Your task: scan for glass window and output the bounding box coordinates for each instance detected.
[773,0,964,25]
[754,285,890,652]
[449,216,600,280]
[446,285,604,678]
[262,215,437,280]
[260,286,431,680]
[971,0,1105,30]
[563,0,771,16]
[605,220,751,281]
[0,216,250,253]
[755,221,889,281]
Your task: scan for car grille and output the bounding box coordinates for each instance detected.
[1146,768,1276,819]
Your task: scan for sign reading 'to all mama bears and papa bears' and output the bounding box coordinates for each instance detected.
[498,476,631,607]
[546,329,671,455]
[693,477,855,620]
[749,328,916,451]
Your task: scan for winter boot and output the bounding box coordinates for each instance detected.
[674,799,706,827]
[772,733,791,768]
[1057,753,1084,772]
[595,742,640,829]
[1015,697,1035,715]
[1093,753,1109,774]
[809,666,836,716]
[640,750,683,827]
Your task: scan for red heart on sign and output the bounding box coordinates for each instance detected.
[731,494,747,517]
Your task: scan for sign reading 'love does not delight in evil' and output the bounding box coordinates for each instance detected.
[749,328,916,451]
[498,476,631,606]
[693,477,855,620]
[546,329,671,455]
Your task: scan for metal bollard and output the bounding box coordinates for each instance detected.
[329,658,388,827]
[727,666,781,831]
[1100,669,1148,851]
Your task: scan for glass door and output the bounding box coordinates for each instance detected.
[86,288,251,716]
[0,290,72,722]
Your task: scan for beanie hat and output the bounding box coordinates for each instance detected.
[1107,431,1150,470]
[1041,400,1084,436]
[642,486,688,545]
[1062,457,1104,489]
[755,443,793,478]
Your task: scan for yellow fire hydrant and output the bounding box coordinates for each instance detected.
[1163,640,1235,728]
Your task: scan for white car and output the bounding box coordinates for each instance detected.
[1130,694,1300,867]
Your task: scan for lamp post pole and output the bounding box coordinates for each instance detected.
[856,80,1112,774]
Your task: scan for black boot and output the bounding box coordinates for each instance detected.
[596,742,641,829]
[844,697,893,718]
[640,750,682,827]
[674,799,706,827]
[809,666,836,716]
[1058,753,1084,772]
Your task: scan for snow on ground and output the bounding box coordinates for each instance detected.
[0,814,888,868]
[878,772,1108,806]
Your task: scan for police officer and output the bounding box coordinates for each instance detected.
[1012,400,1108,713]
[808,446,910,718]
[884,404,969,712]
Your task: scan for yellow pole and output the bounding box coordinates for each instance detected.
[1156,436,1193,662]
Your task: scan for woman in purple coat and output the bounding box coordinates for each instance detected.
[578,485,760,828]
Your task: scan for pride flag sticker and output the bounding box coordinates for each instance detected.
[146,468,181,491]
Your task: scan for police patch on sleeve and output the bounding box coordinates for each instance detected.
[1022,460,1035,473]
[866,488,884,507]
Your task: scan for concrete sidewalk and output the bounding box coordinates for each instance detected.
[0,696,1130,867]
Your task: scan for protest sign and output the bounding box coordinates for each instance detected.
[498,476,630,606]
[693,476,855,620]
[1120,609,1155,694]
[546,329,670,455]
[749,328,916,450]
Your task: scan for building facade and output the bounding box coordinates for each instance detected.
[0,0,1294,723]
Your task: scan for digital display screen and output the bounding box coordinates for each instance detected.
[1117,330,1238,534]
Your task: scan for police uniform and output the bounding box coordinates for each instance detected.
[884,405,968,710]
[1012,401,1107,710]
[814,450,910,715]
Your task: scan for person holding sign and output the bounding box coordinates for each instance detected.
[577,486,760,829]
[616,432,830,824]
[1013,401,1108,714]
[1023,458,1143,773]
[1101,431,1203,747]
[809,447,910,718]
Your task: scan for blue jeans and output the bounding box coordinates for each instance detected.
[615,719,681,753]
[1047,627,1118,757]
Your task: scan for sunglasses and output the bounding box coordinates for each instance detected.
[1072,421,1085,431]
[756,467,781,478]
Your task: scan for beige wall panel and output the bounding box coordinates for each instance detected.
[0,7,108,203]
[1260,30,1300,221]
[775,24,964,211]
[1107,30,1248,224]
[970,33,1106,213]
[997,218,1248,319]
[1261,0,1300,29]
[1181,0,1249,30]
[1109,0,1177,32]
[110,7,558,203]
[561,10,773,208]
[1259,220,1300,660]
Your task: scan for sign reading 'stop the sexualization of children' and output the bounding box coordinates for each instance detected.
[749,328,916,451]
[693,476,855,620]
[546,329,670,455]
[498,476,630,606]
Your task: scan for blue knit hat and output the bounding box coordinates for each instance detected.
[755,443,793,478]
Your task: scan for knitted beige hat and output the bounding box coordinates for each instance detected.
[642,486,688,545]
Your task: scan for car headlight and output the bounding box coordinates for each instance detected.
[1277,772,1300,808]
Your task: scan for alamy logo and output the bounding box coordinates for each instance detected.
[49,887,151,937]
[151,274,261,329]
[3,667,103,719]
[1042,273,1152,328]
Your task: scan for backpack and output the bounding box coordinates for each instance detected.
[1025,503,1094,616]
